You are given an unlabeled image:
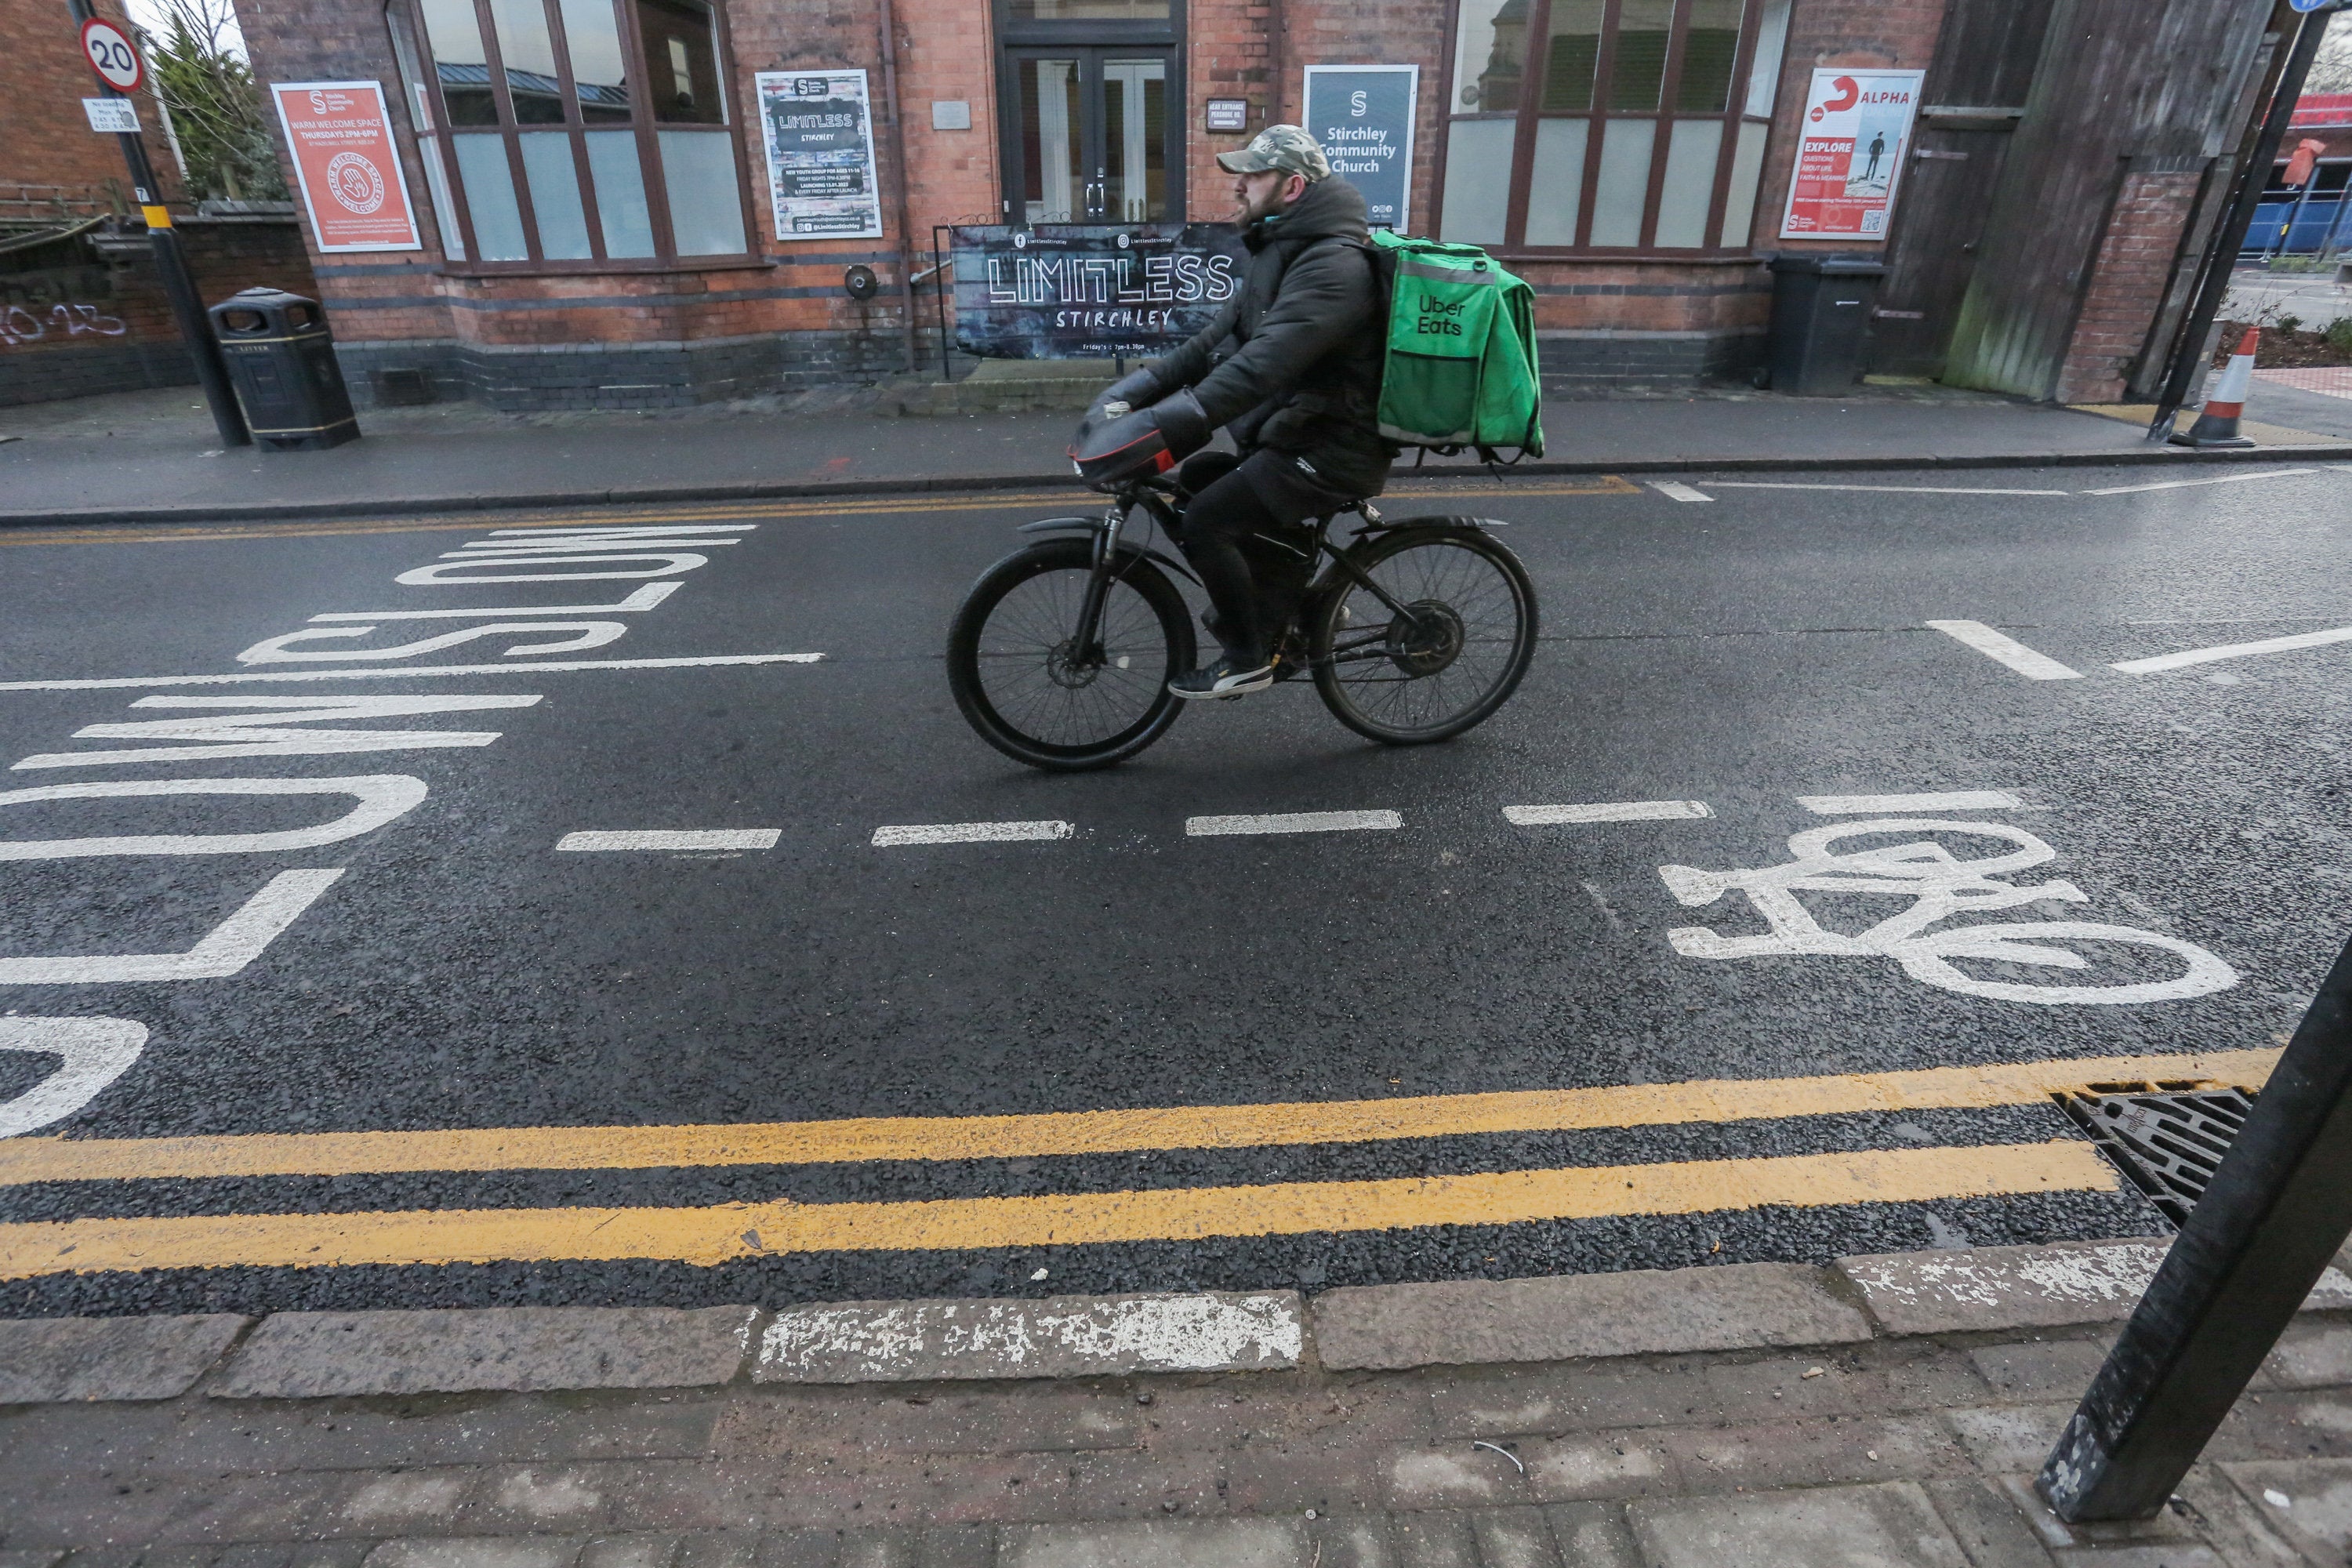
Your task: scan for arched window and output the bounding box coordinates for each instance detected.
[385,0,753,268]
[1439,0,1791,254]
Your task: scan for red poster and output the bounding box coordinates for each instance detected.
[271,81,421,252]
[1777,69,1924,241]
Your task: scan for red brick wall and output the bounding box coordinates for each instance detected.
[2054,169,2200,405]
[0,0,181,220]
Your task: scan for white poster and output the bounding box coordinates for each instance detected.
[756,69,883,240]
[1777,69,1925,241]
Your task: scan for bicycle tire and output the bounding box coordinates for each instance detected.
[1308,524,1538,745]
[946,536,1195,771]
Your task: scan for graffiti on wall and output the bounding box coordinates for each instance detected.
[0,303,129,347]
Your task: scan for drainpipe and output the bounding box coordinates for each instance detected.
[877,0,920,375]
[1267,0,1288,126]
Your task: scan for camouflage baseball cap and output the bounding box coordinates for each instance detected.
[1215,124,1330,181]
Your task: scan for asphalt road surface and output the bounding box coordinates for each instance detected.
[1,459,2346,1317]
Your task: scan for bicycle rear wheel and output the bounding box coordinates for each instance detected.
[946,537,1194,771]
[1308,524,1537,744]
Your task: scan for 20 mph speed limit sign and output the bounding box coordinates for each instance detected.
[79,19,144,93]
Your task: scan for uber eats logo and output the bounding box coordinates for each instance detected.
[1414,293,1466,337]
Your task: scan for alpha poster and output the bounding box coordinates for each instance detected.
[1302,65,1417,231]
[1777,68,1925,241]
[950,224,1246,360]
[756,69,883,239]
[270,82,420,252]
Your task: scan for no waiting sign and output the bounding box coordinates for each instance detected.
[79,18,143,93]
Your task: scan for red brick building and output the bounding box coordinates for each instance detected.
[2,0,317,405]
[220,0,2289,410]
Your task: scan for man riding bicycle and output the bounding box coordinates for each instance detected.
[1089,125,1392,701]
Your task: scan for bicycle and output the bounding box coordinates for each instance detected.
[946,475,1540,771]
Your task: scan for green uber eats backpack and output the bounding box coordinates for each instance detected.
[1363,230,1545,463]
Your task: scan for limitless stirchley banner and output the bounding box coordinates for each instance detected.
[949,225,1246,360]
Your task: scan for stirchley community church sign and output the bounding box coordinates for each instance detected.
[949,224,1246,359]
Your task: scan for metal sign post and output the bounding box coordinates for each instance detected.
[2040,933,2352,1521]
[64,1,249,447]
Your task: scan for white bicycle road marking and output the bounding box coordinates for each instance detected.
[1798,790,2022,815]
[0,1018,147,1138]
[1925,621,2084,681]
[1659,818,2237,1006]
[1185,811,1402,837]
[2082,468,2315,496]
[2113,625,2352,675]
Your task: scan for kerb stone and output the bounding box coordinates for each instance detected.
[756,1291,1302,1383]
[998,1518,1308,1567]
[1630,1481,1969,1567]
[1836,1239,2352,1335]
[210,1306,759,1398]
[1310,1264,1871,1370]
[0,1313,247,1403]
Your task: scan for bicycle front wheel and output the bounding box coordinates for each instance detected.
[946,537,1195,771]
[1309,524,1538,744]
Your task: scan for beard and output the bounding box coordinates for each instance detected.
[1236,182,1290,223]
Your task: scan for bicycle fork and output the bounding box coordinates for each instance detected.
[1067,506,1127,668]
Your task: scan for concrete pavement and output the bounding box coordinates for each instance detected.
[2,382,2349,526]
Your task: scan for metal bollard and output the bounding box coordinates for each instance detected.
[2039,934,2352,1520]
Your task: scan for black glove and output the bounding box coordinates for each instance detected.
[1146,388,1210,452]
[1089,366,1163,423]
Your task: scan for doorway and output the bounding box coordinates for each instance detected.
[1002,49,1177,223]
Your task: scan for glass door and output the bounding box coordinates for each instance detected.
[1002,47,1176,223]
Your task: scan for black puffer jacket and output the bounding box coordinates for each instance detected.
[1147,177,1392,497]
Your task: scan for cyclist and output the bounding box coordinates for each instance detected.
[1091,125,1392,700]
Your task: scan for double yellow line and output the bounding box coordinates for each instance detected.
[0,1049,2268,1279]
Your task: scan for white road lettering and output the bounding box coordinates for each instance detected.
[0,869,345,983]
[1798,791,2023,815]
[395,554,709,585]
[0,653,826,693]
[13,695,541,771]
[1660,818,2236,1005]
[2082,467,2315,496]
[871,821,1075,847]
[1504,800,1712,825]
[0,1017,147,1138]
[1185,811,1403,837]
[0,775,426,860]
[236,622,628,664]
[2112,626,2352,675]
[308,583,681,622]
[558,829,783,851]
[1925,620,2085,680]
[1648,482,1714,503]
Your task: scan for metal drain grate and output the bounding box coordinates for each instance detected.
[2057,1080,2256,1226]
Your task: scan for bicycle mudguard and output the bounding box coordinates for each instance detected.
[1011,521,1202,587]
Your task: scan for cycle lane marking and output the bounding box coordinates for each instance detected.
[1648,481,1714,503]
[2111,625,2352,675]
[558,829,783,852]
[1704,481,2073,496]
[1797,790,2024,815]
[2082,467,2317,496]
[873,821,1074,847]
[0,1049,2279,1183]
[0,1142,2121,1279]
[1924,620,2085,680]
[1504,800,1712,825]
[1186,811,1403,837]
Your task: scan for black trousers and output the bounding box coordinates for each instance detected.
[1169,448,1358,666]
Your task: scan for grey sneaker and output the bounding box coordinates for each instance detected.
[1170,655,1276,700]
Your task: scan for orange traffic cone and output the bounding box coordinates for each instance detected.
[2169,328,2259,448]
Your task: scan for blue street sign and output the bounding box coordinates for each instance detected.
[1301,66,1419,231]
[2289,0,2350,14]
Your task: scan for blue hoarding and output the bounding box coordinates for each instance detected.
[1302,65,1419,231]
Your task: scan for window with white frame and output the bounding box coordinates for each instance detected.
[387,0,752,268]
[1440,0,1790,253]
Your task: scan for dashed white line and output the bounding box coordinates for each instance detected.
[1924,620,2084,681]
[1504,800,1713,825]
[1705,481,2071,496]
[558,829,782,851]
[1185,811,1402,837]
[871,820,1075,847]
[1649,481,1715,503]
[2082,467,2315,496]
[1798,791,2024,815]
[2112,625,2352,675]
[0,653,827,693]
